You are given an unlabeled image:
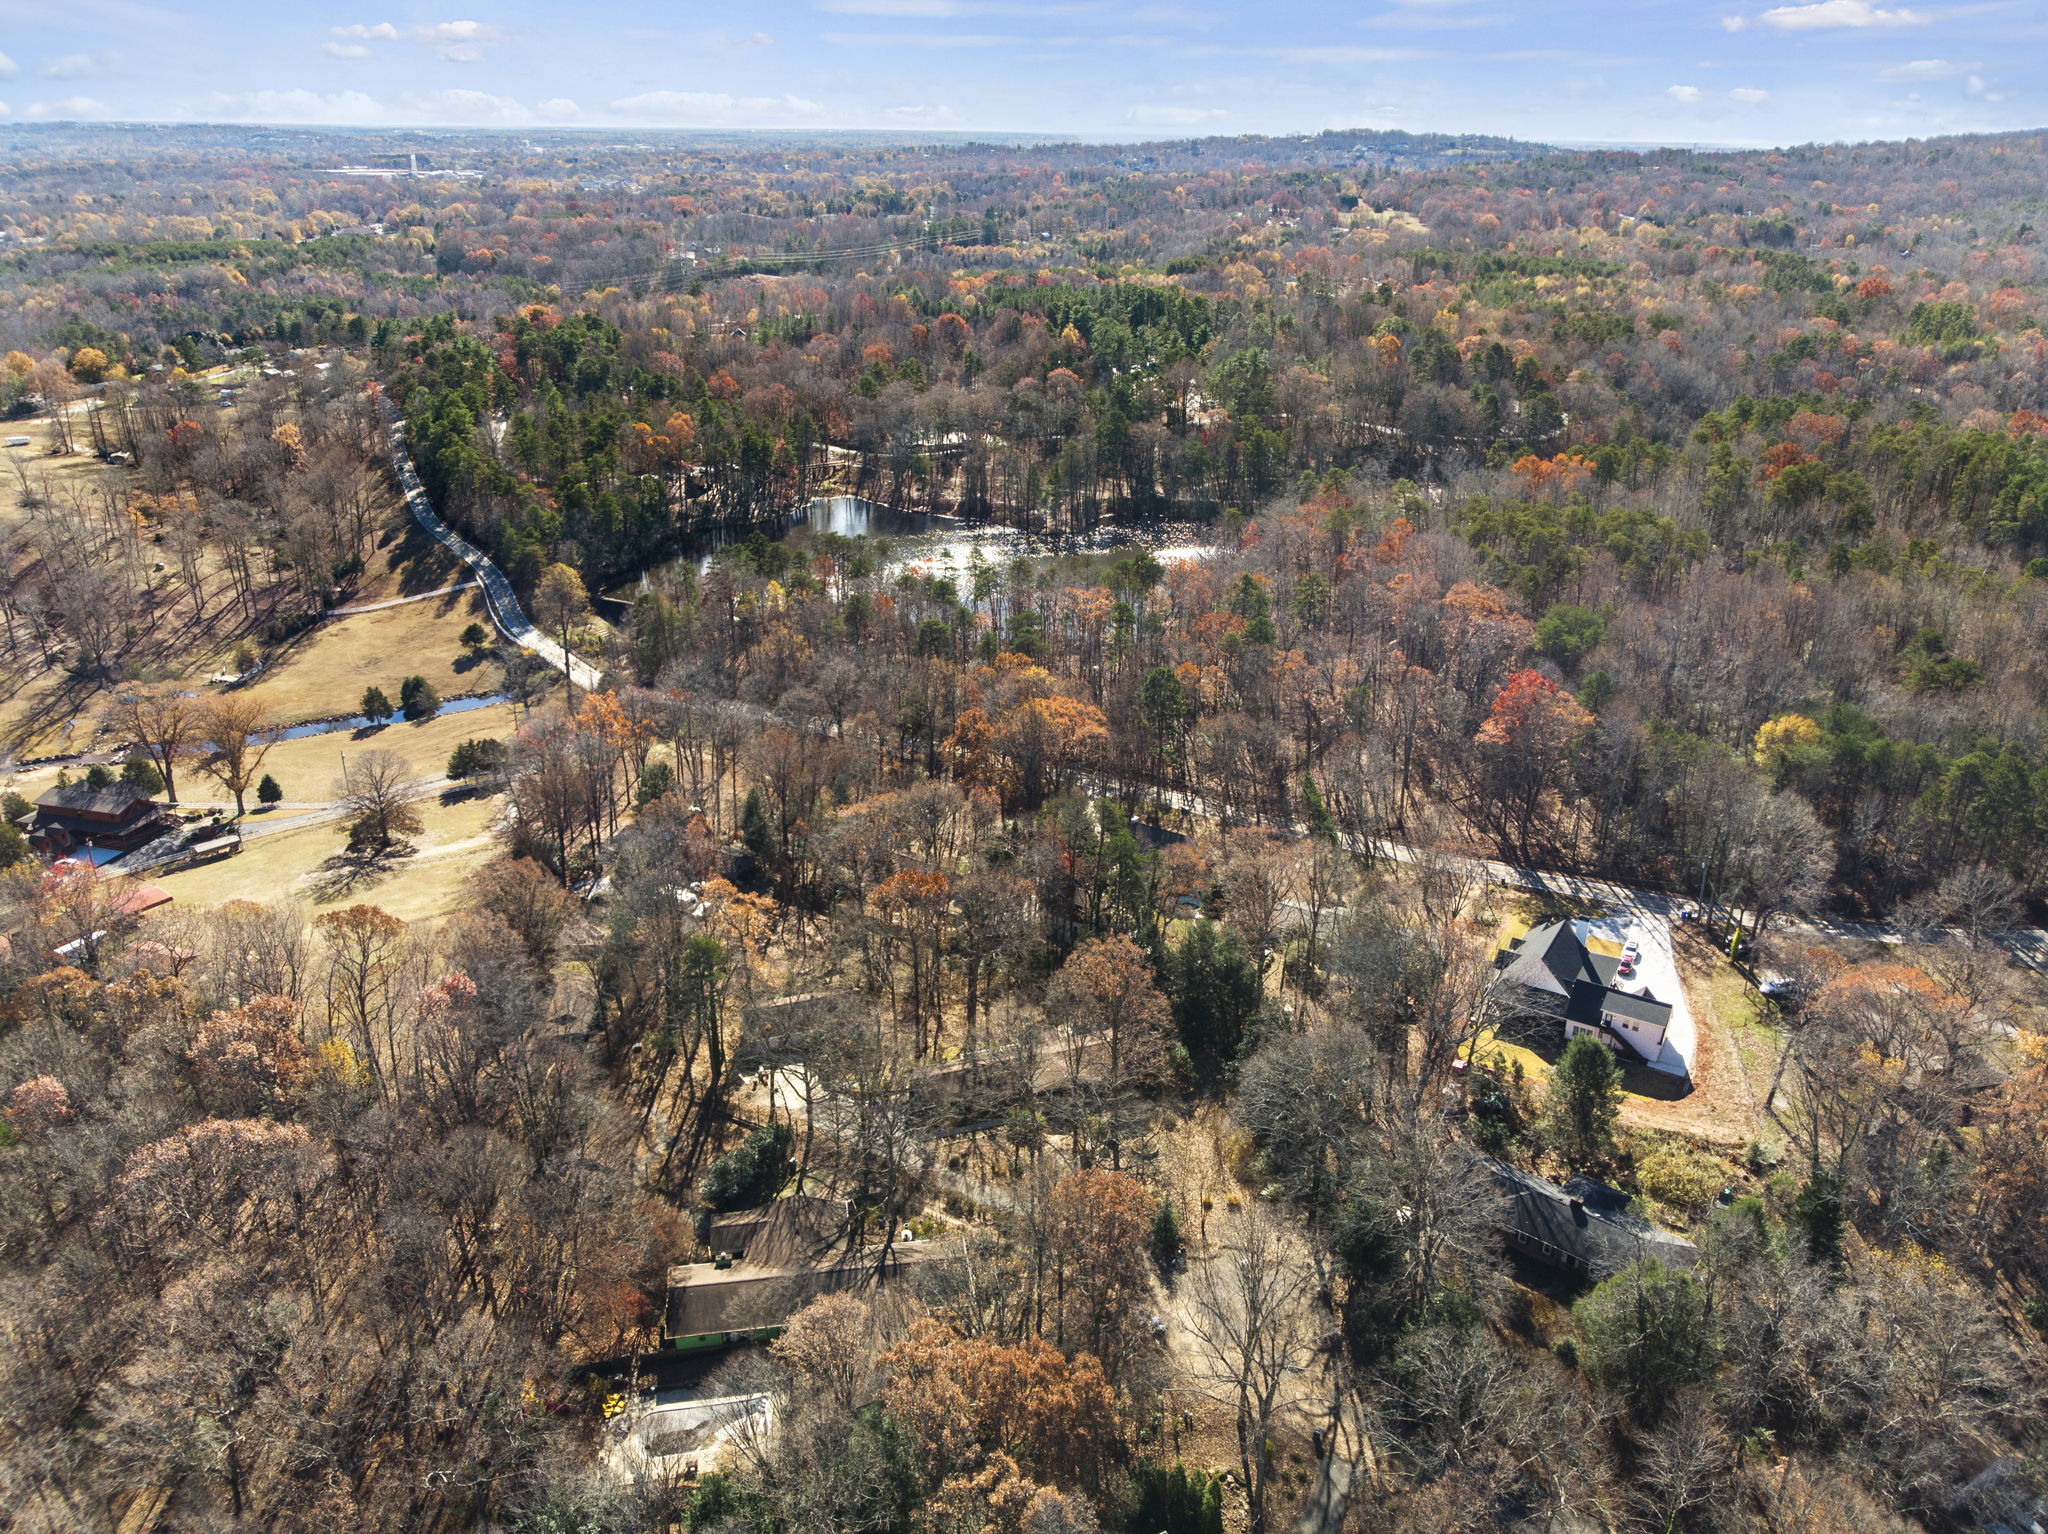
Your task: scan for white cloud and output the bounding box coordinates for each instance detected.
[1730,86,1769,100]
[399,87,530,121]
[536,96,583,121]
[817,0,1093,12]
[881,103,963,122]
[200,88,395,124]
[1721,15,1748,30]
[322,41,372,59]
[197,86,534,124]
[1666,84,1704,101]
[608,90,828,125]
[1126,104,1232,125]
[0,51,17,79]
[821,30,1043,46]
[1366,5,1505,29]
[327,20,508,62]
[1966,74,2010,100]
[41,52,117,79]
[22,96,110,119]
[1232,45,1431,61]
[1875,57,1977,79]
[821,0,964,10]
[1753,1,1927,31]
[411,20,500,42]
[0,100,9,118]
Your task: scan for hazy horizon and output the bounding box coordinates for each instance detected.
[1,1,2040,147]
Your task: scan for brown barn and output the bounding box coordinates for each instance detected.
[28,783,171,858]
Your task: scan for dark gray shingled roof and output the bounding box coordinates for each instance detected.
[1485,1157,1696,1280]
[34,782,156,818]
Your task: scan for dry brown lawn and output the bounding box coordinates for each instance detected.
[1618,932,1769,1147]
[238,588,499,724]
[147,789,506,923]
[0,534,496,761]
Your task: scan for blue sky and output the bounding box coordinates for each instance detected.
[0,0,2040,145]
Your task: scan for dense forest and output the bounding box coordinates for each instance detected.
[0,123,2045,1534]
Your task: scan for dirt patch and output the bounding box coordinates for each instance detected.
[1617,935,1768,1148]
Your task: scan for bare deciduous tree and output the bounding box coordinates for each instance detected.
[333,749,423,853]
[118,686,201,805]
[196,696,278,817]
[1183,1202,1325,1534]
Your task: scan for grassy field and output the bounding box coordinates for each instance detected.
[148,789,507,923]
[238,587,499,725]
[1696,950,1786,1130]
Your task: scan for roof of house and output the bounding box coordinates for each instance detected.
[702,1194,840,1267]
[1564,980,1672,1029]
[33,783,157,819]
[1506,921,1672,1034]
[1501,920,1598,991]
[114,885,174,918]
[667,1265,870,1338]
[669,1196,953,1339]
[1485,1157,1696,1280]
[1593,986,1673,1026]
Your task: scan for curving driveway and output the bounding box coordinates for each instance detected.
[379,399,604,694]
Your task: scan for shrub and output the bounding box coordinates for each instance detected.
[398,675,441,720]
[257,774,283,806]
[1636,1146,1724,1214]
[701,1122,794,1212]
[636,759,677,805]
[84,764,114,790]
[460,622,490,650]
[448,738,510,780]
[1573,1259,1716,1421]
[1150,1199,1181,1268]
[1127,1463,1224,1534]
[121,757,165,793]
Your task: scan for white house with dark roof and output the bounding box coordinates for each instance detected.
[1494,919,1677,1070]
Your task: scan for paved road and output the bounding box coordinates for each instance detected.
[379,399,604,694]
[1089,770,2048,970]
[666,696,2046,967]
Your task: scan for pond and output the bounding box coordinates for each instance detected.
[664,496,1217,585]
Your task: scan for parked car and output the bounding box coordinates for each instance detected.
[1759,974,1808,1006]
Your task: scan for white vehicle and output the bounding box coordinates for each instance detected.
[3,436,30,448]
